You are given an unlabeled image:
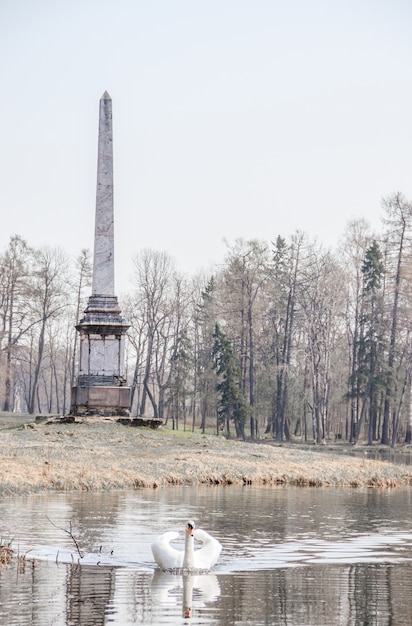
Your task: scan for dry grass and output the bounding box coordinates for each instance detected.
[0,417,411,495]
[0,538,32,573]
[0,539,13,570]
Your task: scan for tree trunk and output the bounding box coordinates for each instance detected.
[139,333,153,416]
[248,304,256,439]
[382,197,408,444]
[28,317,46,414]
[405,372,412,444]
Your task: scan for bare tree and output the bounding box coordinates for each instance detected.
[70,249,92,388]
[299,246,346,443]
[123,293,147,416]
[0,236,31,411]
[131,250,191,420]
[25,247,70,414]
[265,233,305,441]
[221,239,271,439]
[380,193,412,444]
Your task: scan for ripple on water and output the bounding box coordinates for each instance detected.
[1,486,412,625]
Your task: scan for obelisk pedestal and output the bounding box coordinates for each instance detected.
[70,92,130,416]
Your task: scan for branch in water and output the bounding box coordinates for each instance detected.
[46,516,84,559]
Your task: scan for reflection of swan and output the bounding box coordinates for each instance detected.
[151,520,222,570]
[182,574,194,618]
[151,569,221,608]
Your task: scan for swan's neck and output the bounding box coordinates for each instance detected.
[183,529,195,568]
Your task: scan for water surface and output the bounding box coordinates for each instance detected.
[0,486,411,625]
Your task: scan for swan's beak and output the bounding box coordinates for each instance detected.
[187,522,194,536]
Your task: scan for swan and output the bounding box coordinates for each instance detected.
[151,520,222,570]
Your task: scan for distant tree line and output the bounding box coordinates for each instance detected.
[1,192,412,446]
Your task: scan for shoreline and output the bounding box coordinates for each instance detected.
[0,417,412,496]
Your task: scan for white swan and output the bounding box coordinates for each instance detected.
[151,520,222,570]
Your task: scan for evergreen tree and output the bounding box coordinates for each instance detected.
[194,277,218,433]
[169,328,192,431]
[268,234,301,440]
[212,323,250,439]
[349,240,385,443]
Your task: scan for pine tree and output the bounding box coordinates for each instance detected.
[349,240,385,443]
[195,277,218,433]
[212,323,250,439]
[169,328,192,431]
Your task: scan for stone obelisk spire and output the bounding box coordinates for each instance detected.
[93,91,115,296]
[70,92,130,416]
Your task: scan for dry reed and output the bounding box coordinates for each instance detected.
[0,418,411,496]
[0,539,13,569]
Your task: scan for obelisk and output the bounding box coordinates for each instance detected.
[70,92,130,416]
[92,91,115,297]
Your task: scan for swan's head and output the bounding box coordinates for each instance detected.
[187,520,196,536]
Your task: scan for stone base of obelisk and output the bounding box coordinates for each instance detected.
[70,385,131,417]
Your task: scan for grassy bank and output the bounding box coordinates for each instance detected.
[0,417,411,495]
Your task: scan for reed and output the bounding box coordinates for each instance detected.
[0,538,13,568]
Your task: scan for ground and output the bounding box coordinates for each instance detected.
[0,415,411,495]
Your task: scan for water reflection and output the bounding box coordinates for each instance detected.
[218,564,412,625]
[2,559,411,625]
[0,486,412,625]
[335,445,412,466]
[183,575,194,619]
[151,571,220,619]
[67,565,116,626]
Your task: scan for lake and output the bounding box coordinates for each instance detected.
[0,485,411,625]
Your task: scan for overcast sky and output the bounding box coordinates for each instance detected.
[1,0,412,293]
